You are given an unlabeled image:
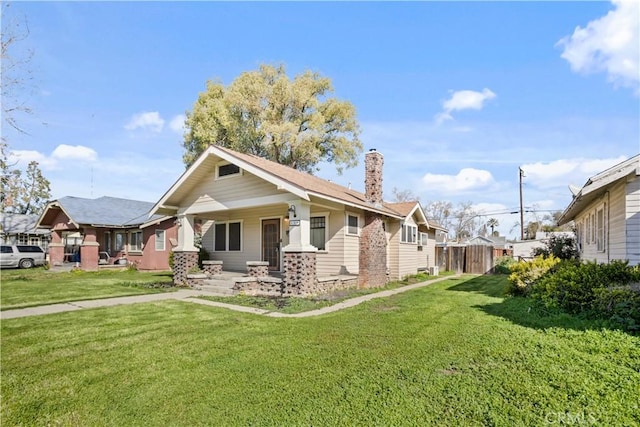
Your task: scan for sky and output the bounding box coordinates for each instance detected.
[3,1,639,239]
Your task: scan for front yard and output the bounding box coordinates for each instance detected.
[1,274,638,425]
[0,268,173,310]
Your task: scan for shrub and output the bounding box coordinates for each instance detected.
[198,247,210,269]
[506,255,560,296]
[493,256,516,274]
[168,251,175,271]
[529,260,640,333]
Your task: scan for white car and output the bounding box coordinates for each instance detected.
[0,245,47,269]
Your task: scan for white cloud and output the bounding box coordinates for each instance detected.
[52,144,98,162]
[522,156,627,189]
[169,114,186,134]
[125,111,165,133]
[435,88,496,123]
[8,150,57,169]
[557,0,639,94]
[423,168,496,193]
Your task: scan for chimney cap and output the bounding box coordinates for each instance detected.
[369,148,376,152]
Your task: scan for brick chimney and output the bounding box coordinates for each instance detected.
[365,149,383,206]
[359,148,387,289]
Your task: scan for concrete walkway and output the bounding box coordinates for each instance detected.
[0,275,459,320]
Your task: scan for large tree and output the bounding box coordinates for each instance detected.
[1,143,51,215]
[183,64,362,172]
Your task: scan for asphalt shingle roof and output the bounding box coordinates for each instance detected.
[56,196,160,227]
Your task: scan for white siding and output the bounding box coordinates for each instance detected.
[387,220,400,280]
[608,181,627,263]
[625,176,640,266]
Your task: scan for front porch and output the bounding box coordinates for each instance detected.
[181,259,359,297]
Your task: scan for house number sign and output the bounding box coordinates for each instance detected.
[289,220,300,226]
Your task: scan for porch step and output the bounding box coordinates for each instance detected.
[194,278,238,296]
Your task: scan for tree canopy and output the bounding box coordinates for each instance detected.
[183,64,362,173]
[1,143,51,215]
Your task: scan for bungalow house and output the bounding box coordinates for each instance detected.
[150,146,444,294]
[36,196,177,270]
[0,213,51,250]
[558,154,640,266]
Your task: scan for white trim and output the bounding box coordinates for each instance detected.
[129,230,143,252]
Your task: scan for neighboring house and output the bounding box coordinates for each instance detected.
[36,196,177,270]
[150,146,445,292]
[510,231,575,260]
[0,213,51,251]
[464,235,513,258]
[558,154,640,266]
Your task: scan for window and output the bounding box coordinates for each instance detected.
[214,221,242,251]
[130,231,143,252]
[18,235,28,244]
[346,214,359,235]
[115,232,125,252]
[401,223,417,244]
[590,213,596,244]
[596,205,605,252]
[419,232,428,246]
[104,231,111,254]
[216,163,241,179]
[1,246,12,254]
[155,229,166,251]
[310,216,327,250]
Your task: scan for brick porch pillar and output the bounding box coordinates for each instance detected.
[173,251,199,286]
[283,251,317,296]
[48,229,64,266]
[80,227,100,271]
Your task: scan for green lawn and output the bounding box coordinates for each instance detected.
[1,275,638,426]
[0,268,173,310]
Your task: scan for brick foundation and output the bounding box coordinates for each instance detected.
[359,212,388,288]
[173,251,199,286]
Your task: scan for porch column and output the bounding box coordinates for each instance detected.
[48,229,64,266]
[80,227,100,271]
[283,201,317,295]
[173,214,199,286]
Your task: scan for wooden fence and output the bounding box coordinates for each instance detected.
[436,245,495,274]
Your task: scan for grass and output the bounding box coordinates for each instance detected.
[0,268,174,310]
[2,274,638,425]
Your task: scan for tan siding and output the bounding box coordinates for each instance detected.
[625,177,640,265]
[342,211,362,274]
[387,220,400,280]
[182,169,284,207]
[398,242,419,278]
[315,211,347,276]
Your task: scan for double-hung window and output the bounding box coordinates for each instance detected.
[596,205,605,252]
[155,229,166,251]
[401,223,417,244]
[214,221,242,251]
[346,214,359,236]
[130,231,143,252]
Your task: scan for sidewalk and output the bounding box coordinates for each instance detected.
[0,275,458,320]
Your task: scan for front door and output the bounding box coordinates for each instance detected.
[262,219,280,271]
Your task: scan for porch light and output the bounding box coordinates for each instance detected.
[288,205,297,218]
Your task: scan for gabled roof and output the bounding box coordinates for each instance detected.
[559,154,640,224]
[386,201,428,226]
[152,145,408,219]
[0,213,50,235]
[38,196,166,229]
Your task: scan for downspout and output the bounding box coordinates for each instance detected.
[606,190,610,263]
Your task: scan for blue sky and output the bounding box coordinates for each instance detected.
[4,1,639,238]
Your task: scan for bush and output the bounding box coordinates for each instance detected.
[168,251,174,271]
[493,256,516,274]
[506,255,560,296]
[529,260,640,333]
[198,247,210,269]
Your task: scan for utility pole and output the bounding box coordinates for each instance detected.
[519,167,525,240]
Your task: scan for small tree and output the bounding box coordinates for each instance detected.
[532,234,579,260]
